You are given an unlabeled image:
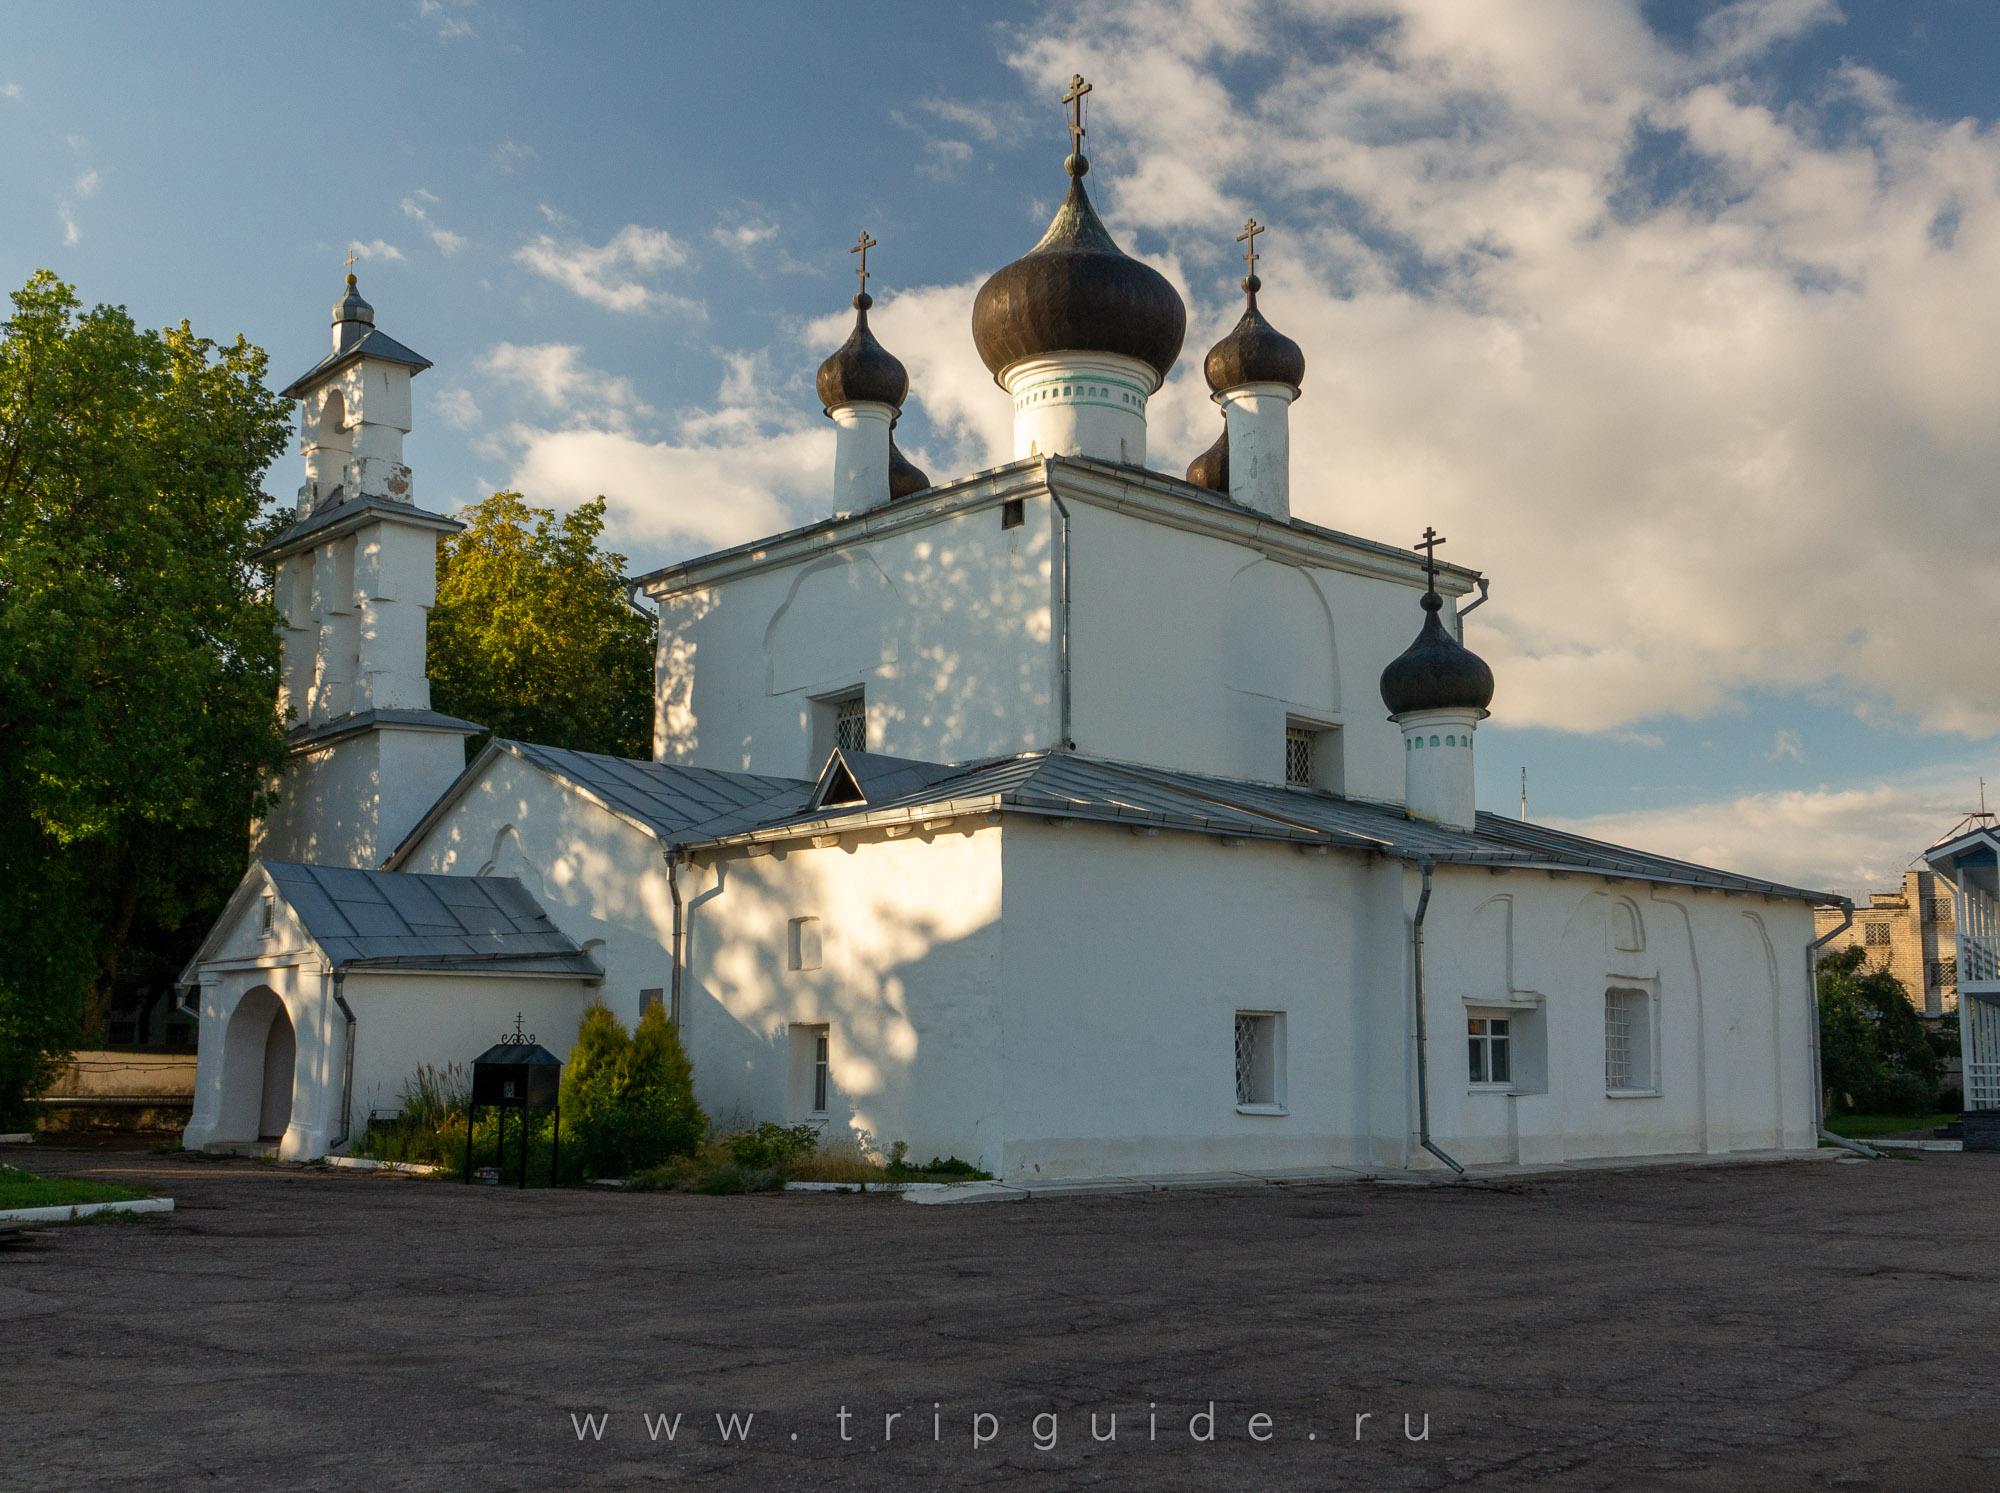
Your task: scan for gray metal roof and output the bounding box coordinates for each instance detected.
[504,740,813,841]
[687,749,1848,904]
[262,861,600,975]
[279,327,433,399]
[285,707,483,753]
[254,491,463,562]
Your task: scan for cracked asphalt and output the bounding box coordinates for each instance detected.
[4,1138,1997,1491]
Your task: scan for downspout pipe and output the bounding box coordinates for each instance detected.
[1047,486,1075,752]
[331,971,355,1152]
[665,848,684,1028]
[1807,904,1880,1158]
[1411,859,1465,1175]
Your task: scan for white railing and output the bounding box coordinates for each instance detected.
[1969,1062,2000,1112]
[1966,996,2000,1111]
[1954,887,2000,985]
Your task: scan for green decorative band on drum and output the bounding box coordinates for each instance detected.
[1012,371,1150,414]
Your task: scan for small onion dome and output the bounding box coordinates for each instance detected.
[1203,275,1304,395]
[1185,423,1228,493]
[971,154,1186,383]
[816,293,909,411]
[888,439,930,500]
[1379,591,1495,717]
[333,273,374,328]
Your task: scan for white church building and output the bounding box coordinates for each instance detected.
[182,90,1848,1179]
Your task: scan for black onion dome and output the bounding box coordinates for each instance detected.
[1185,423,1228,492]
[1204,276,1304,394]
[333,273,374,327]
[971,156,1186,382]
[1379,592,1495,717]
[817,294,909,411]
[888,440,930,500]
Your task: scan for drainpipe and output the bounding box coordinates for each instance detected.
[331,970,356,1152]
[665,849,684,1028]
[1807,904,1879,1158]
[1411,859,1464,1175]
[1047,487,1075,751]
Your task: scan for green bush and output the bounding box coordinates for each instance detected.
[727,1121,820,1170]
[557,1002,707,1180]
[1818,946,1945,1114]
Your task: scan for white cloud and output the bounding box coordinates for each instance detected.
[2,83,20,101]
[515,224,697,314]
[58,206,78,245]
[714,218,777,252]
[346,238,405,263]
[1766,728,1806,763]
[72,169,98,198]
[417,0,475,41]
[1550,764,1988,897]
[478,342,650,428]
[433,385,483,430]
[492,140,536,174]
[401,190,467,256]
[975,0,2000,737]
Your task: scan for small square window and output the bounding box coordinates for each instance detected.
[1285,728,1315,787]
[1863,920,1891,946]
[835,695,867,752]
[1234,1011,1284,1110]
[787,916,822,972]
[1001,497,1025,530]
[1468,1015,1511,1085]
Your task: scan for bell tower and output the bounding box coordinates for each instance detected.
[251,273,480,868]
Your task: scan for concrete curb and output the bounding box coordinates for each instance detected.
[323,1156,443,1176]
[0,1196,174,1224]
[0,1133,35,1145]
[1868,1137,1963,1153]
[785,1180,951,1194]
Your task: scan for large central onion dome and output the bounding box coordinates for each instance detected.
[971,154,1186,382]
[1380,591,1496,718]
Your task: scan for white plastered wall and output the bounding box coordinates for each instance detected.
[253,725,470,870]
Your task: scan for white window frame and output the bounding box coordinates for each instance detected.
[1466,1011,1514,1089]
[788,1022,832,1119]
[1233,1010,1286,1115]
[1604,985,1660,1097]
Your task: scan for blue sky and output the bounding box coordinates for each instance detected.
[4,0,1998,891]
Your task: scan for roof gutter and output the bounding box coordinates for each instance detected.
[666,848,685,1028]
[331,972,356,1153]
[1411,859,1464,1176]
[1806,903,1879,1158]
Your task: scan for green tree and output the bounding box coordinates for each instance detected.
[427,491,653,758]
[1816,944,1941,1114]
[0,271,290,1123]
[557,1001,706,1178]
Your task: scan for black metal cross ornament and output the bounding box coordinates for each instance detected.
[1064,73,1092,154]
[1416,526,1446,591]
[1237,217,1264,277]
[851,231,876,294]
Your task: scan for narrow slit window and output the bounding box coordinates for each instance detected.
[1285,727,1315,787]
[813,1031,829,1112]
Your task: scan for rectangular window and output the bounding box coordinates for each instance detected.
[787,916,822,972]
[1923,896,1953,926]
[835,694,867,752]
[1285,727,1315,787]
[1929,957,1957,989]
[1468,1016,1511,1085]
[1863,920,1891,946]
[1001,497,1025,530]
[1233,1011,1284,1110]
[639,987,663,1019]
[814,1031,830,1112]
[1605,986,1656,1093]
[788,1022,831,1118]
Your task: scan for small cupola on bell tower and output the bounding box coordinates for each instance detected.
[817,231,926,511]
[1187,217,1304,520]
[1380,527,1495,832]
[972,74,1186,467]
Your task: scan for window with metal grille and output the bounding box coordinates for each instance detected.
[1929,957,1957,989]
[835,695,866,752]
[1234,1011,1282,1108]
[1923,896,1953,926]
[1285,727,1315,787]
[1605,987,1654,1092]
[1468,1016,1511,1084]
[1863,920,1891,946]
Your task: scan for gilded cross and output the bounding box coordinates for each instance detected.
[1063,73,1092,154]
[851,230,876,294]
[1237,217,1264,277]
[1415,526,1446,589]
[343,249,358,271]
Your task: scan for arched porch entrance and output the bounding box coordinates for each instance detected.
[218,986,297,1146]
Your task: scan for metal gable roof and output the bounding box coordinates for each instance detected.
[503,740,814,841]
[258,861,600,976]
[278,327,434,399]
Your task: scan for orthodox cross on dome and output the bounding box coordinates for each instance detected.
[1063,73,1092,154]
[1415,525,1446,591]
[850,230,876,295]
[343,249,358,271]
[1237,217,1264,278]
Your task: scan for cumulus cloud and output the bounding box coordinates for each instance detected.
[938,0,2000,738]
[346,238,404,263]
[432,385,482,430]
[1550,764,1987,897]
[515,224,698,314]
[418,0,475,42]
[401,189,467,255]
[2,83,20,101]
[478,342,651,429]
[492,140,536,173]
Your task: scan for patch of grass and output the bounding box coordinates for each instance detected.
[625,1129,991,1193]
[0,1162,150,1210]
[1824,1113,1959,1139]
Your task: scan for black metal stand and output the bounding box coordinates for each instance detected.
[462,1103,476,1183]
